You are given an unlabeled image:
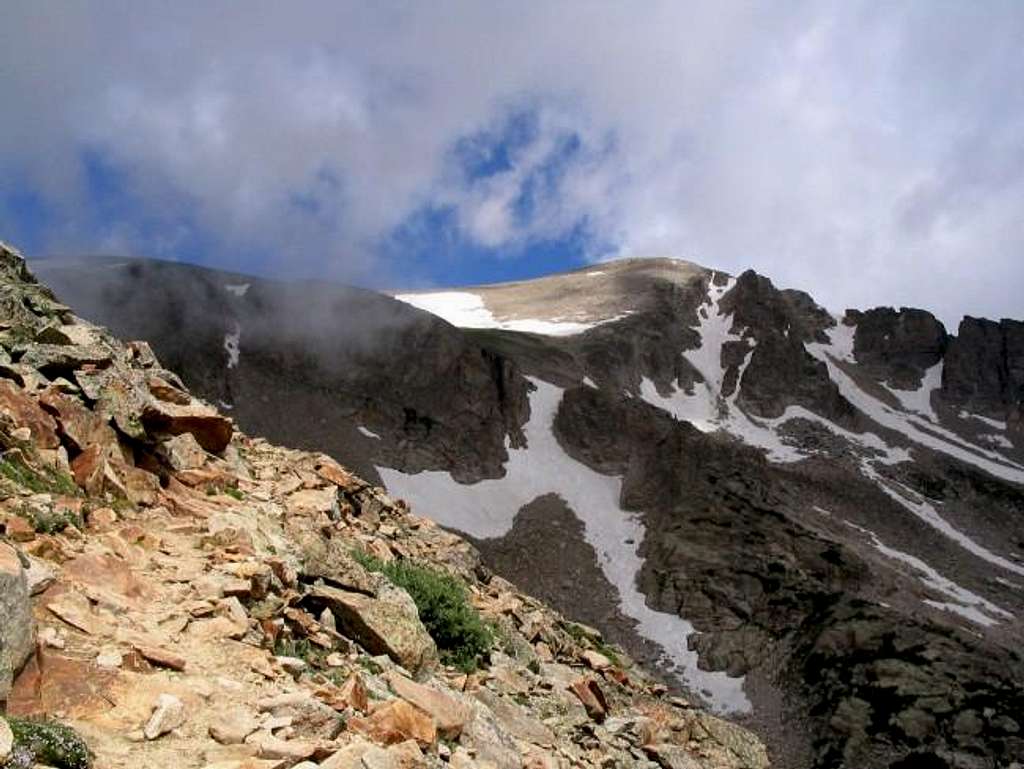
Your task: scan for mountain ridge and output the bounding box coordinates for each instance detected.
[0,240,771,769]
[28,249,1024,768]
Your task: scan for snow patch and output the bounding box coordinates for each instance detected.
[583,377,597,389]
[379,378,750,713]
[808,327,1024,485]
[586,271,606,277]
[980,433,1014,449]
[863,466,1024,578]
[393,291,624,336]
[885,362,942,422]
[959,410,1009,431]
[224,324,241,369]
[639,377,718,433]
[357,426,381,440]
[838,517,1011,626]
[225,283,250,297]
[637,279,905,466]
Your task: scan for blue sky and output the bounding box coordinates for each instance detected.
[2,2,1023,326]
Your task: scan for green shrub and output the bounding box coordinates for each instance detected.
[352,550,493,672]
[6,717,92,769]
[24,505,83,535]
[0,454,79,497]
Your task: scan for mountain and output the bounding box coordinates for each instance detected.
[0,243,770,769]
[33,254,1024,769]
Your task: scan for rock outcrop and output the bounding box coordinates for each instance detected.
[35,257,533,485]
[943,316,1024,420]
[848,306,949,389]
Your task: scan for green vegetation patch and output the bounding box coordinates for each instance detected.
[22,504,83,535]
[353,550,493,672]
[0,453,79,498]
[5,717,92,769]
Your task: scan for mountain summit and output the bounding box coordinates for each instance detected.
[32,252,1024,768]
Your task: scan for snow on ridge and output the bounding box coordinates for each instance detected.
[357,426,381,440]
[862,465,1024,579]
[808,327,1024,485]
[836,517,1012,627]
[378,377,751,714]
[633,283,924,468]
[225,283,250,297]
[637,274,743,436]
[393,291,624,337]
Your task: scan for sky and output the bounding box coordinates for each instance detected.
[1,2,1022,329]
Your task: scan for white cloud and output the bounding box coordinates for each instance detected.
[1,1,1022,325]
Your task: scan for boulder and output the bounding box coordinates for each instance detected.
[350,699,437,747]
[0,716,12,763]
[0,543,34,702]
[38,388,118,452]
[569,677,608,722]
[473,688,555,747]
[144,693,187,740]
[141,399,233,453]
[19,343,113,374]
[386,671,474,738]
[157,432,209,472]
[0,380,58,449]
[307,584,437,675]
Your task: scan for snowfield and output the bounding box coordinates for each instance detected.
[224,283,251,297]
[379,377,752,714]
[836,517,1012,627]
[393,291,625,336]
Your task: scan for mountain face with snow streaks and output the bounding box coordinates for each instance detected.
[37,254,1024,769]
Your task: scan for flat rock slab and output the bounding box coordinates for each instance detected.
[7,649,117,719]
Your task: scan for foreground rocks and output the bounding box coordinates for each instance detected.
[0,242,768,767]
[0,543,33,704]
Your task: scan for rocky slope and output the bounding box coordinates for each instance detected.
[32,254,1024,768]
[0,242,768,769]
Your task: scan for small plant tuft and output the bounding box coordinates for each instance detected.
[224,486,244,501]
[22,504,83,534]
[6,717,92,769]
[0,453,79,497]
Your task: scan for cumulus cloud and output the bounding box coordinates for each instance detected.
[1,1,1022,325]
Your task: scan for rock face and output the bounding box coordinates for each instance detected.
[25,247,1024,769]
[944,316,1024,420]
[35,257,531,485]
[849,307,948,388]
[0,542,34,703]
